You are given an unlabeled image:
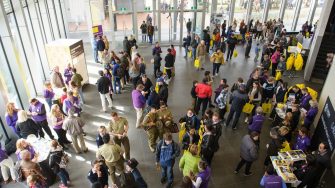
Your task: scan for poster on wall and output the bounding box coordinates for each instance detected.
[92,25,103,36]
[311,97,335,153]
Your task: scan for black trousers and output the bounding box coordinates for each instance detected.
[201,150,214,166]
[218,107,227,120]
[245,45,251,56]
[36,120,54,139]
[271,63,278,76]
[235,158,253,174]
[212,63,221,75]
[54,128,70,147]
[225,108,242,129]
[195,98,209,115]
[154,66,160,78]
[227,47,234,59]
[166,69,172,79]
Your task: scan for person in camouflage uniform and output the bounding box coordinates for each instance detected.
[157,101,173,137]
[142,106,163,152]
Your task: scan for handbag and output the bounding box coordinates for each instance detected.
[262,102,272,114]
[233,50,238,58]
[169,123,179,133]
[275,70,282,81]
[194,58,200,68]
[178,122,187,143]
[58,153,70,168]
[188,50,192,57]
[210,55,215,62]
[242,102,255,114]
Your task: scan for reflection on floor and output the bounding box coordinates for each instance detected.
[2,43,323,187]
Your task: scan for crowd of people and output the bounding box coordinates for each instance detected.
[0,13,330,188]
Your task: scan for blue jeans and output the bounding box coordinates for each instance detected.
[93,49,98,63]
[45,98,52,110]
[161,163,173,184]
[142,34,147,42]
[113,77,121,94]
[58,168,70,186]
[78,87,85,104]
[192,48,196,59]
[149,35,153,44]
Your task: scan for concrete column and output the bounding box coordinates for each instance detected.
[228,0,235,27]
[173,0,178,40]
[262,0,270,23]
[308,0,318,24]
[292,0,303,31]
[108,0,116,49]
[245,0,253,23]
[153,0,156,26]
[279,0,287,21]
[158,0,161,42]
[192,0,197,32]
[201,0,206,30]
[304,0,334,81]
[132,0,138,41]
[0,1,32,106]
[211,0,217,14]
[85,0,94,39]
[179,0,185,45]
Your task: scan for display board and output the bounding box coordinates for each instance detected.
[311,97,335,152]
[45,39,89,85]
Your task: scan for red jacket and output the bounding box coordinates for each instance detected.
[195,83,212,99]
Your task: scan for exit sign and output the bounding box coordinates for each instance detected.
[120,8,126,11]
[144,7,151,11]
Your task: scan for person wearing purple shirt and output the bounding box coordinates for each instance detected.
[191,160,211,188]
[300,88,312,111]
[294,127,311,152]
[132,84,146,128]
[63,91,81,115]
[303,100,318,130]
[260,165,286,188]
[0,141,16,183]
[63,64,73,86]
[43,81,55,110]
[28,98,55,139]
[5,102,21,137]
[15,139,36,161]
[248,107,266,133]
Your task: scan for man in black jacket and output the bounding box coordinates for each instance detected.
[97,36,105,63]
[225,84,249,130]
[97,70,113,112]
[164,48,174,79]
[123,36,131,55]
[226,34,238,60]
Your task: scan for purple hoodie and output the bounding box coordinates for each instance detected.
[132,89,146,108]
[197,166,211,188]
[43,89,55,99]
[304,107,318,128]
[64,67,73,85]
[300,94,312,110]
[248,114,266,133]
[29,101,47,122]
[294,135,311,152]
[5,111,18,133]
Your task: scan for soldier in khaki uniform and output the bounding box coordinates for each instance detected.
[157,101,173,137]
[142,106,163,152]
[108,112,130,160]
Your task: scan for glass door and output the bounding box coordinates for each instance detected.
[159,0,178,43]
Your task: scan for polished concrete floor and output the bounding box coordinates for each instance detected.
[2,42,324,187]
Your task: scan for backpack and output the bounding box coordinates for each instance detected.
[116,66,124,78]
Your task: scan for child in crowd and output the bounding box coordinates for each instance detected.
[60,87,68,104]
[49,140,70,188]
[248,107,266,134]
[277,55,286,73]
[26,174,44,188]
[125,158,148,188]
[43,81,55,110]
[96,126,107,148]
[88,160,109,188]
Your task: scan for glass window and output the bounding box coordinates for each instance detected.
[282,0,298,31]
[64,0,87,32]
[296,0,312,31]
[234,0,249,30]
[250,0,265,22]
[267,0,281,20]
[312,0,323,28]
